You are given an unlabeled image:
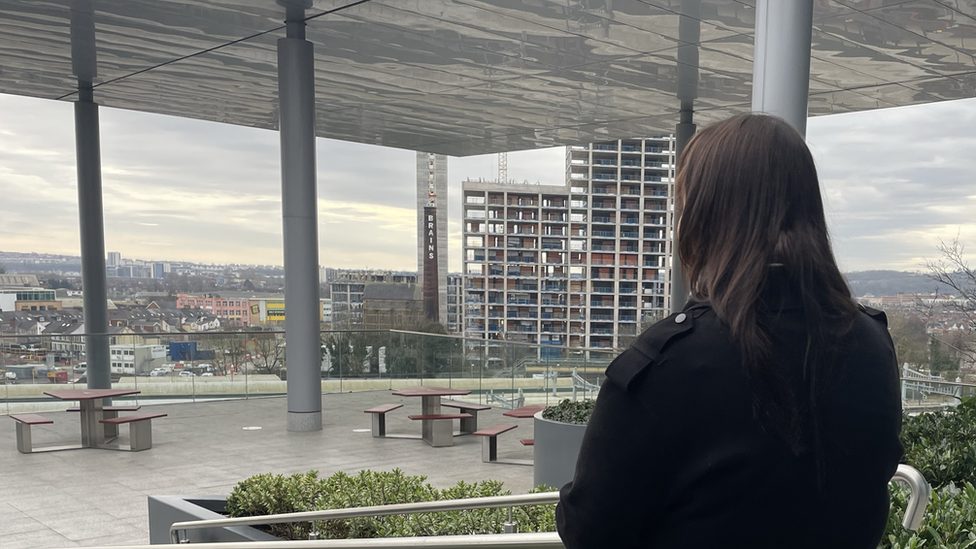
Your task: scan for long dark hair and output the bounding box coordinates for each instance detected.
[676,113,858,459]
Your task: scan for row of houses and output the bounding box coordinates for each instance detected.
[0,305,224,358]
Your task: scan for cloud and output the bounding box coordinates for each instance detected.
[3,90,976,275]
[808,96,976,271]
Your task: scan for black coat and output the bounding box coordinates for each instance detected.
[556,297,903,549]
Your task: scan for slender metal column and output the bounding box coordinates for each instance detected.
[670,107,695,313]
[752,0,814,136]
[71,0,110,390]
[75,86,111,390]
[669,0,699,313]
[277,1,322,432]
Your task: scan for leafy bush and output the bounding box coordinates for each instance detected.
[881,397,976,548]
[883,482,976,549]
[225,471,327,539]
[541,399,595,424]
[315,469,438,539]
[226,468,556,540]
[901,398,976,490]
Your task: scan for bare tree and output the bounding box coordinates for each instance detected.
[248,331,286,375]
[205,330,249,376]
[924,237,976,371]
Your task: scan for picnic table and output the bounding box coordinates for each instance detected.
[391,386,472,447]
[43,388,140,448]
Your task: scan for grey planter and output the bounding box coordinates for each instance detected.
[532,410,588,489]
[148,495,279,544]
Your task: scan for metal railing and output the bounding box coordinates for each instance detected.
[35,463,932,548]
[571,367,600,400]
[141,464,935,548]
[891,464,931,530]
[166,465,929,544]
[171,492,560,543]
[76,534,566,549]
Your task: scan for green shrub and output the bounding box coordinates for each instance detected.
[226,469,556,540]
[901,398,976,490]
[225,471,327,540]
[541,399,595,424]
[883,482,976,549]
[315,469,438,539]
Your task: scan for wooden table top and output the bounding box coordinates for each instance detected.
[503,404,548,418]
[392,386,471,397]
[43,388,141,401]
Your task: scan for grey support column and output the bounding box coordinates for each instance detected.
[277,1,322,432]
[751,0,814,136]
[71,0,110,390]
[669,0,700,313]
[75,87,110,390]
[670,106,695,313]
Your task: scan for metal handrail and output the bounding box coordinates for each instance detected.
[73,533,567,549]
[892,464,931,531]
[170,466,931,544]
[171,492,560,543]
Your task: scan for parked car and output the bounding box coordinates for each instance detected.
[200,372,214,377]
[150,368,168,377]
[179,370,196,377]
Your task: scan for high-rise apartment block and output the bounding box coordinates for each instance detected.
[462,137,674,351]
[446,273,464,334]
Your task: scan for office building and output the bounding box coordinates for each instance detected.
[0,288,61,313]
[330,269,418,328]
[107,251,121,267]
[177,293,253,326]
[462,137,674,351]
[153,262,171,279]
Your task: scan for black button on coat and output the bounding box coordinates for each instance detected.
[556,297,903,549]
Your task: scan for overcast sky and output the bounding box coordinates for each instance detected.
[1,92,975,273]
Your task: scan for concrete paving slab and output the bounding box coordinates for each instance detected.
[0,391,539,548]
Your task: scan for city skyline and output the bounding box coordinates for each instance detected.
[3,92,976,273]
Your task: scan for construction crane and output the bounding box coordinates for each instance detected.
[497,152,507,184]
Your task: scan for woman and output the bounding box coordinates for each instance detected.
[556,114,903,549]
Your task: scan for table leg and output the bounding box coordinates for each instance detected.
[79,400,105,448]
[421,396,442,446]
[458,409,477,435]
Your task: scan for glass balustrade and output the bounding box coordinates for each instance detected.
[1,331,622,414]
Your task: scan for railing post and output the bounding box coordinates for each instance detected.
[503,506,518,534]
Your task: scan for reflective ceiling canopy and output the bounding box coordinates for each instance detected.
[1,0,975,156]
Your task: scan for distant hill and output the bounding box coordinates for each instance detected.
[844,270,954,297]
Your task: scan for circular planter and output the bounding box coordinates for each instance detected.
[533,409,588,489]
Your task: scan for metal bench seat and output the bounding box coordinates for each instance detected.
[99,412,167,451]
[442,401,491,434]
[473,423,518,463]
[364,403,403,437]
[10,414,54,454]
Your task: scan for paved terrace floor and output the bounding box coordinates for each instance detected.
[0,392,537,549]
